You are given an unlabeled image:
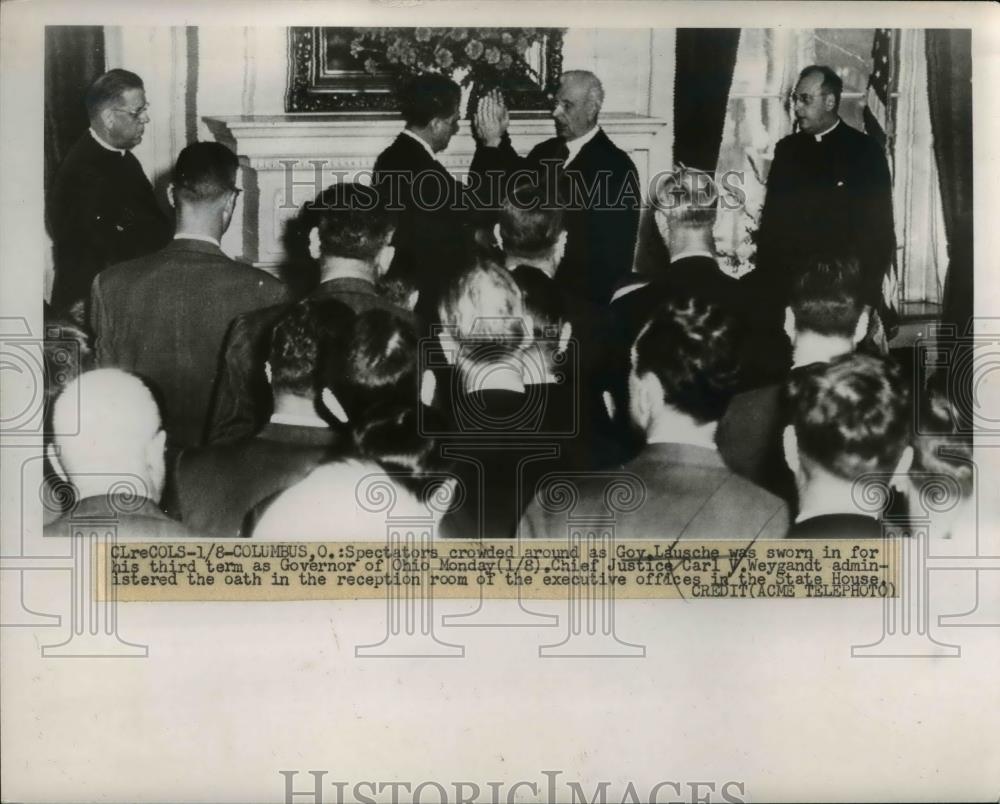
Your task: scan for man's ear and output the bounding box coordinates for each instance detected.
[144,429,167,499]
[553,229,568,267]
[432,478,459,524]
[784,307,796,344]
[558,320,572,354]
[99,107,117,133]
[420,369,437,407]
[320,387,349,423]
[892,445,915,490]
[407,289,420,311]
[782,425,800,476]
[308,226,321,261]
[264,360,272,386]
[824,93,837,113]
[46,443,67,483]
[166,183,176,209]
[853,307,871,346]
[493,222,504,252]
[375,242,395,277]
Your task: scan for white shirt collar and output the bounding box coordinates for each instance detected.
[670,249,716,263]
[564,125,601,166]
[174,233,221,248]
[813,118,841,142]
[89,128,126,156]
[402,128,439,163]
[269,411,329,429]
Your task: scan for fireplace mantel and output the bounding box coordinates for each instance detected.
[204,112,670,267]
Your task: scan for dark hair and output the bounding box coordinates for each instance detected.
[499,182,564,258]
[912,381,973,500]
[652,166,717,227]
[172,142,239,203]
[788,353,911,481]
[398,74,461,127]
[84,69,144,119]
[790,254,865,337]
[799,64,843,106]
[632,297,740,424]
[511,266,566,337]
[267,299,355,398]
[310,182,395,261]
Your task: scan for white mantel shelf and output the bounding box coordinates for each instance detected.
[204,112,670,266]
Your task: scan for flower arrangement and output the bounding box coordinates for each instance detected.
[349,27,551,96]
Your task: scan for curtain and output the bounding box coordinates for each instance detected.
[926,29,973,335]
[673,28,742,172]
[44,27,105,205]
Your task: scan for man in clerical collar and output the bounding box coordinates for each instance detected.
[753,64,895,338]
[48,69,171,313]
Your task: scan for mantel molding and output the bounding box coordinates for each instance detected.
[204,112,670,266]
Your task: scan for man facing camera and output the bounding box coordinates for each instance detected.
[91,142,288,449]
[473,71,641,304]
[521,298,789,540]
[783,353,912,538]
[48,69,171,312]
[44,369,193,539]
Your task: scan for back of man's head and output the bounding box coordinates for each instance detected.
[84,69,144,121]
[632,298,739,425]
[268,298,355,400]
[499,182,565,261]
[171,142,239,205]
[438,257,529,367]
[787,353,911,482]
[789,254,866,337]
[51,368,165,499]
[399,73,461,127]
[653,165,718,235]
[310,182,394,262]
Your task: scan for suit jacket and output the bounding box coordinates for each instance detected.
[44,493,195,539]
[757,119,895,309]
[373,133,475,295]
[91,238,288,449]
[521,442,789,540]
[48,132,171,311]
[786,513,882,539]
[472,128,641,304]
[207,277,413,445]
[166,421,340,537]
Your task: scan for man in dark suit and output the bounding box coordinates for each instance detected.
[521,297,789,541]
[44,369,194,539]
[207,183,409,444]
[472,71,641,305]
[783,353,912,538]
[166,300,351,537]
[754,65,895,321]
[48,69,172,313]
[373,73,471,299]
[91,142,288,450]
[716,255,871,507]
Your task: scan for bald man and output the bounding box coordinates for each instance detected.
[44,369,194,538]
[471,71,641,305]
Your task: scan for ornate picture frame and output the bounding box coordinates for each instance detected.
[286,27,565,113]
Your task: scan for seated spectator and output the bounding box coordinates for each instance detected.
[91,141,288,449]
[783,353,912,538]
[44,369,194,538]
[208,182,404,444]
[521,297,789,540]
[165,299,355,537]
[716,254,869,505]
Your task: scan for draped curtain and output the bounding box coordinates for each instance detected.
[926,29,973,335]
[44,27,105,206]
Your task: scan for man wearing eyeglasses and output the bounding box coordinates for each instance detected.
[753,64,895,338]
[48,69,171,313]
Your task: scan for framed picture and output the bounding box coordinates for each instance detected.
[286,27,565,113]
